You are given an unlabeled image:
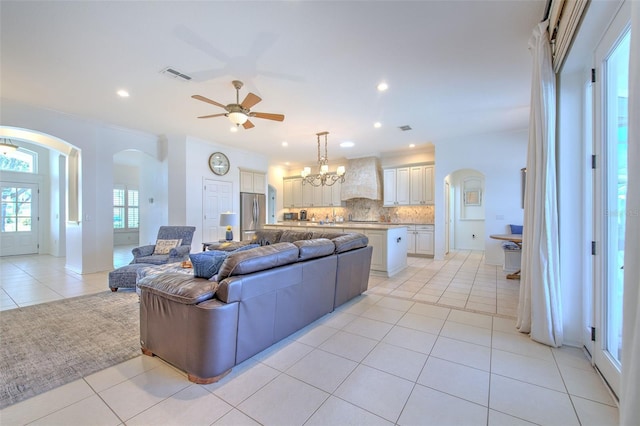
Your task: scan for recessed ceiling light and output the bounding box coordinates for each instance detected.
[374,122,382,128]
[340,141,355,148]
[230,126,238,133]
[281,141,288,147]
[409,144,416,148]
[377,82,388,92]
[285,162,290,166]
[116,89,129,98]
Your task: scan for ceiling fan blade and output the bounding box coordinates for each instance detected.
[252,112,285,122]
[197,113,227,119]
[240,92,262,109]
[191,95,227,109]
[243,120,255,129]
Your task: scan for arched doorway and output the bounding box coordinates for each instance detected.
[0,126,79,261]
[445,169,485,251]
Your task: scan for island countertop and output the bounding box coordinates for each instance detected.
[265,222,409,231]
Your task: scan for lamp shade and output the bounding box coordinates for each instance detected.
[219,212,239,227]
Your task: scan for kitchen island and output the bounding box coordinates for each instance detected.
[264,222,408,277]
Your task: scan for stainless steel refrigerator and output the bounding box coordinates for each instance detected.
[240,192,266,241]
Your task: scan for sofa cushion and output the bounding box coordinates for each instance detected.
[332,233,369,253]
[311,231,345,240]
[216,242,299,281]
[153,238,182,255]
[252,230,282,246]
[279,230,313,243]
[294,238,335,261]
[138,273,218,305]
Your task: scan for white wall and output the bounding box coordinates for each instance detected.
[182,135,269,253]
[434,129,527,263]
[1,99,161,273]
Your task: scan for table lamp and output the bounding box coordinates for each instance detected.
[219,212,238,241]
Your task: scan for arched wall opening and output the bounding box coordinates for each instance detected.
[0,126,80,266]
[445,169,486,251]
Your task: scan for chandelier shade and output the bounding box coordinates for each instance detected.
[300,132,346,187]
[0,138,18,155]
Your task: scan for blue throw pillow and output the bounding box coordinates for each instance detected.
[510,224,523,234]
[190,252,228,279]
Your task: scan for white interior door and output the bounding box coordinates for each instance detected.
[0,182,39,256]
[592,5,629,398]
[203,179,232,245]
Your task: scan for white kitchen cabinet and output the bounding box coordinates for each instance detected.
[409,165,434,205]
[322,184,342,206]
[240,170,266,194]
[301,182,314,206]
[406,224,434,256]
[383,167,410,206]
[364,230,386,271]
[283,178,303,208]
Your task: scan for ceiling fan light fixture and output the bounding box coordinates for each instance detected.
[228,111,248,125]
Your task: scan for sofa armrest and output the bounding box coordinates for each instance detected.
[132,245,155,258]
[138,273,218,305]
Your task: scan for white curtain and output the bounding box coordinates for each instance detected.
[516,20,563,347]
[620,2,639,424]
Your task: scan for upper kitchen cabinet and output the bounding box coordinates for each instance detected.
[409,165,434,205]
[385,163,434,206]
[285,177,343,207]
[240,170,266,194]
[322,183,342,207]
[383,167,410,206]
[283,177,303,208]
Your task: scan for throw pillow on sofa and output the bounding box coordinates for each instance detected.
[190,244,260,279]
[190,251,227,279]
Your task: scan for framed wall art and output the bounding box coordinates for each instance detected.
[464,189,482,206]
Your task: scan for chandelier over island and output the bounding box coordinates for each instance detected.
[300,132,346,187]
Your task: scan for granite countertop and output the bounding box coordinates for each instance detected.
[266,222,411,230]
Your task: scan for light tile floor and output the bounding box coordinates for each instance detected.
[0,245,135,311]
[370,250,520,318]
[0,249,619,425]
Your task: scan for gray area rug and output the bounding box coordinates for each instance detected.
[0,291,140,408]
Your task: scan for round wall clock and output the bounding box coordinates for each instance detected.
[208,152,230,176]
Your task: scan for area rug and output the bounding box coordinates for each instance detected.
[0,291,140,409]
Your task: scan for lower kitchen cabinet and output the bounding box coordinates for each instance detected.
[406,224,434,256]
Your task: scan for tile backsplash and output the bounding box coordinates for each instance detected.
[293,198,434,224]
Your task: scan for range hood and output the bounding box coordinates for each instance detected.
[341,157,382,201]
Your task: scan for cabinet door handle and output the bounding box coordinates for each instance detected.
[397,237,402,243]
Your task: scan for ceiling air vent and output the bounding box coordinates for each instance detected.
[160,67,192,81]
[398,125,412,131]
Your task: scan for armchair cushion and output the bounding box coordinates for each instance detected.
[153,239,182,255]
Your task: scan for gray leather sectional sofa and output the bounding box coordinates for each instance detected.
[137,230,373,384]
